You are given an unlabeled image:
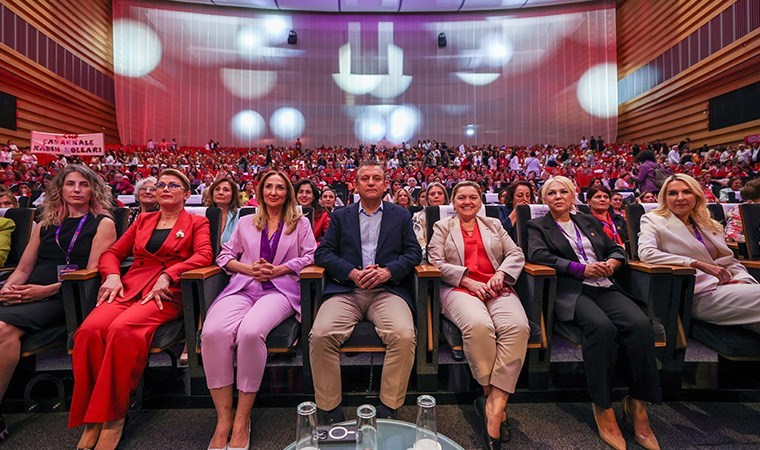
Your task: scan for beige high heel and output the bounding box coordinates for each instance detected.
[622,396,660,450]
[592,403,626,450]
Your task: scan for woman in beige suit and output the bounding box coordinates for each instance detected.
[638,174,759,334]
[428,181,529,450]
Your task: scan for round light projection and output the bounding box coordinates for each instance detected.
[270,107,305,141]
[577,63,618,118]
[482,34,513,68]
[355,112,387,143]
[386,106,420,144]
[232,110,266,141]
[113,19,162,78]
[238,27,264,54]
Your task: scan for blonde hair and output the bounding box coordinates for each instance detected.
[40,165,113,227]
[540,176,577,205]
[451,181,482,200]
[252,171,302,234]
[653,174,722,233]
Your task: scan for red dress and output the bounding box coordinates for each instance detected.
[453,224,495,300]
[68,210,213,427]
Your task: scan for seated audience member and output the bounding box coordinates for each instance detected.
[127,176,159,226]
[638,174,759,334]
[393,187,414,207]
[0,165,116,441]
[499,181,534,241]
[294,179,330,243]
[205,177,243,244]
[527,176,661,450]
[69,169,213,450]
[610,191,627,219]
[0,186,18,209]
[411,182,449,260]
[719,177,743,202]
[428,181,529,449]
[310,161,422,422]
[725,179,760,242]
[586,186,627,247]
[240,180,256,205]
[320,187,338,213]
[638,191,657,204]
[417,189,428,207]
[201,171,316,450]
[111,173,134,195]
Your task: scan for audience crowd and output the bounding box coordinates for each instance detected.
[0,135,759,450]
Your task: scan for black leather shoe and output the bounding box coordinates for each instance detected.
[499,412,511,443]
[318,406,345,425]
[473,397,501,450]
[376,403,397,420]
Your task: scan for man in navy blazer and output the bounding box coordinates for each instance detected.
[311,161,422,421]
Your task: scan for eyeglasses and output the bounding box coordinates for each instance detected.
[155,182,185,191]
[139,187,157,193]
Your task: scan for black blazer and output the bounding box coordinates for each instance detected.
[315,201,422,311]
[526,212,628,322]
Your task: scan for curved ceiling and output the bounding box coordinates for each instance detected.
[170,0,598,13]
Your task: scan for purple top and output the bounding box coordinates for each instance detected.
[260,221,284,290]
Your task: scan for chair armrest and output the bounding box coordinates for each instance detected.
[61,268,100,281]
[523,263,555,276]
[181,265,222,280]
[415,264,440,278]
[300,265,325,279]
[627,261,672,274]
[740,260,760,270]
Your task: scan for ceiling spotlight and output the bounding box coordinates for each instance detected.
[287,30,297,45]
[438,33,447,48]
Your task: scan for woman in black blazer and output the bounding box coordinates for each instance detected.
[527,176,660,450]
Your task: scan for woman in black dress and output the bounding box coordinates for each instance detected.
[0,165,116,441]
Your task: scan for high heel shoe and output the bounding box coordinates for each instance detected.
[591,403,626,450]
[474,397,501,450]
[622,396,660,450]
[228,423,250,450]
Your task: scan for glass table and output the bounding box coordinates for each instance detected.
[283,419,465,450]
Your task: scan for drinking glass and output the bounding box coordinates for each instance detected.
[295,401,319,450]
[356,404,377,450]
[414,395,439,450]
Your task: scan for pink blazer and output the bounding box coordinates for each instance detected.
[215,215,317,320]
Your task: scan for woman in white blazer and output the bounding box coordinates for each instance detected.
[428,181,529,450]
[638,174,759,334]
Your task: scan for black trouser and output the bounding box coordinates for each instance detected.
[573,285,661,409]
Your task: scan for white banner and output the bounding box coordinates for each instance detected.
[30,131,104,156]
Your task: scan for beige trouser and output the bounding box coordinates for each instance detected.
[309,288,416,410]
[694,283,760,334]
[442,290,529,393]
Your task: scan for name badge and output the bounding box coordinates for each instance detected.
[57,264,79,282]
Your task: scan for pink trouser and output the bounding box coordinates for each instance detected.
[201,286,294,393]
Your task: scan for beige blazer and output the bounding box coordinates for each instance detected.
[638,212,757,295]
[428,215,525,300]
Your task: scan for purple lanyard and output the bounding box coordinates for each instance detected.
[555,220,589,262]
[690,220,708,249]
[55,214,88,265]
[600,215,619,242]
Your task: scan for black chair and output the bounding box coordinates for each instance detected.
[179,207,314,394]
[300,223,439,392]
[522,204,683,385]
[62,207,223,364]
[425,205,554,389]
[111,207,130,239]
[706,203,731,226]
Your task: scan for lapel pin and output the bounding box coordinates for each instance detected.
[176,230,185,239]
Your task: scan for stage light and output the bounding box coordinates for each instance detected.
[232,110,265,141]
[270,107,306,140]
[438,33,447,48]
[113,19,162,78]
[288,30,297,45]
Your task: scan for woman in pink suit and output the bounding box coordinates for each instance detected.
[70,169,213,450]
[202,171,317,450]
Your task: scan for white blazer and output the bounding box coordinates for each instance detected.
[638,212,757,295]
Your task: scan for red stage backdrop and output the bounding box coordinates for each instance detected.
[113,0,617,147]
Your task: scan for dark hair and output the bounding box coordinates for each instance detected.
[585,185,612,203]
[636,150,656,163]
[204,177,242,212]
[503,181,534,208]
[357,160,383,174]
[294,179,322,211]
[740,178,760,202]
